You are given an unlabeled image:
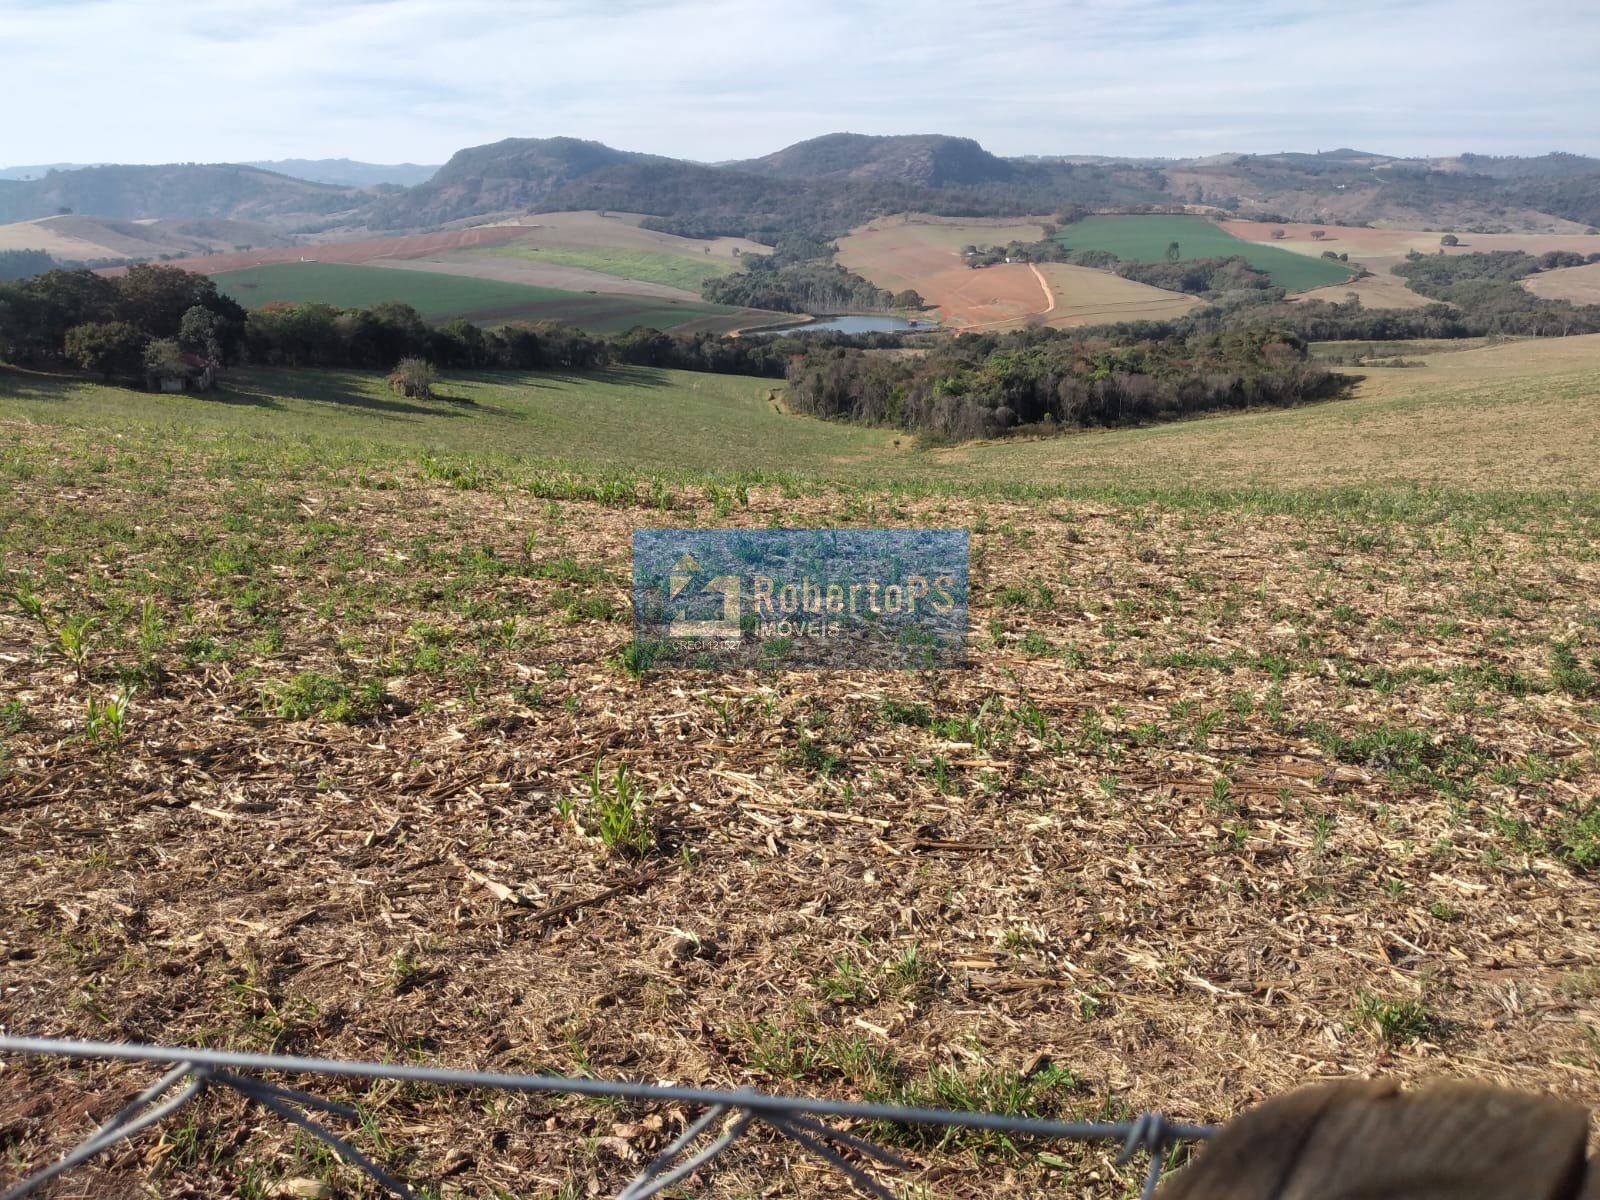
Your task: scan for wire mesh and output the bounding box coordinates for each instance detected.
[0,1034,1215,1200]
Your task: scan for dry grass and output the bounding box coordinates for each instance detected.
[1291,271,1438,311]
[0,215,290,262]
[3,340,1600,1198]
[945,334,1600,492]
[1221,221,1600,262]
[0,217,127,259]
[1525,262,1600,305]
[1034,263,1200,326]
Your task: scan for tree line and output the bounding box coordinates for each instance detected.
[0,264,248,380]
[0,262,917,384]
[784,325,1347,442]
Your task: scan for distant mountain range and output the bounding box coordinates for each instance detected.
[0,164,366,227]
[242,159,440,187]
[0,159,439,187]
[3,135,1598,248]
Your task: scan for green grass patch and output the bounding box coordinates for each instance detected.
[212,262,748,333]
[0,365,895,480]
[1056,215,1354,292]
[472,244,737,291]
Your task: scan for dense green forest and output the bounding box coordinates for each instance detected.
[0,250,57,282]
[785,326,1345,442]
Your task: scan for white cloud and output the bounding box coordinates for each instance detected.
[1,0,1596,164]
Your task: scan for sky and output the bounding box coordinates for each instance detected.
[3,0,1599,168]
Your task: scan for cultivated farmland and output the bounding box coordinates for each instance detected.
[1056,214,1357,292]
[1033,263,1201,325]
[468,243,735,293]
[837,215,1196,328]
[3,335,1600,1198]
[211,261,781,334]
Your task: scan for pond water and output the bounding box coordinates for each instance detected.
[751,314,928,335]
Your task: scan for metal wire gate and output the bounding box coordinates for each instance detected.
[0,1035,1216,1200]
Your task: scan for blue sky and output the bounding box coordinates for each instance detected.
[3,0,1598,166]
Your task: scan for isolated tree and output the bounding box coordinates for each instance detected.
[1440,234,1460,247]
[1166,241,1181,262]
[391,356,438,399]
[1271,227,1287,240]
[1310,229,1327,240]
[64,320,145,381]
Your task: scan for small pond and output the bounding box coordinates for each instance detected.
[750,315,928,335]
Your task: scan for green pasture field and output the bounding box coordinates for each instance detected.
[470,243,739,291]
[212,261,753,334]
[1057,214,1356,292]
[0,365,895,480]
[4,332,1600,497]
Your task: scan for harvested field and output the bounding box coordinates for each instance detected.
[1224,220,1600,265]
[837,215,1196,329]
[109,225,535,277]
[897,262,1055,328]
[0,214,291,262]
[0,216,138,259]
[1034,263,1200,325]
[1525,261,1600,304]
[3,339,1600,1199]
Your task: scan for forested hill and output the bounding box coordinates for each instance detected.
[367,134,1600,236]
[363,136,1166,236]
[243,158,440,188]
[8,137,1600,238]
[728,133,1021,186]
[0,164,365,225]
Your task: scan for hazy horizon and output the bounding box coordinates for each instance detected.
[5,0,1599,167]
